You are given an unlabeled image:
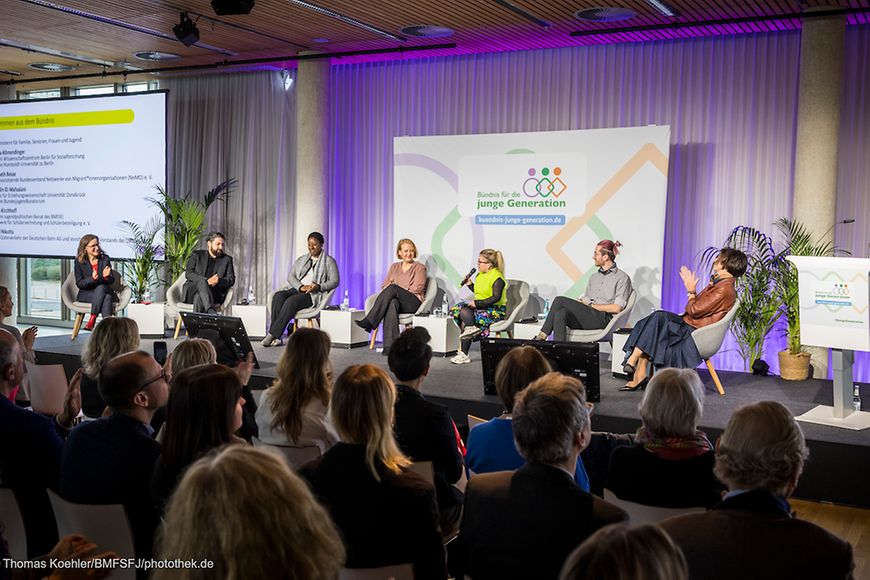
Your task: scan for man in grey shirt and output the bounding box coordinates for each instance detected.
[535,240,632,341]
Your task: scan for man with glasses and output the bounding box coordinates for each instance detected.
[456,372,626,579]
[182,231,236,314]
[60,351,169,561]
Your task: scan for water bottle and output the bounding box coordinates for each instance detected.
[247,285,255,305]
[853,384,862,413]
[441,295,450,317]
[341,289,350,311]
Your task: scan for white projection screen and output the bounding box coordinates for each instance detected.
[394,126,670,323]
[0,91,166,259]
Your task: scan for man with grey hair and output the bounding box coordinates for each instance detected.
[457,372,627,579]
[660,401,854,579]
[0,329,80,556]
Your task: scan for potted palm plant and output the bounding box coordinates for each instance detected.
[149,178,236,287]
[120,216,164,303]
[774,218,839,381]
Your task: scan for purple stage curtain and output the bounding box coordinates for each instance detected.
[328,27,870,379]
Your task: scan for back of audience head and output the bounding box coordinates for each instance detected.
[638,368,704,438]
[98,351,168,414]
[162,364,244,470]
[156,445,345,580]
[388,327,432,382]
[494,345,552,412]
[560,523,688,580]
[714,401,808,497]
[331,364,410,480]
[512,372,590,466]
[270,327,332,441]
[81,317,140,379]
[170,338,216,376]
[0,329,23,388]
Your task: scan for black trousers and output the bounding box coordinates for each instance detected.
[269,288,314,337]
[77,284,113,317]
[184,279,222,313]
[361,284,421,349]
[539,296,611,341]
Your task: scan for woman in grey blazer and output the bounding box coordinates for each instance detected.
[262,232,340,346]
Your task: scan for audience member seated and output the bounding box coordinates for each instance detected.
[79,317,140,418]
[165,337,216,376]
[300,364,446,580]
[0,330,80,557]
[255,328,337,452]
[388,327,464,536]
[60,351,168,560]
[465,346,590,491]
[156,445,344,580]
[0,285,37,365]
[605,368,723,508]
[150,364,247,511]
[660,401,854,580]
[182,331,257,442]
[457,372,627,580]
[559,523,688,580]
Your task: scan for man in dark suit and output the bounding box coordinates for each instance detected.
[660,401,854,580]
[0,330,80,557]
[60,351,169,561]
[457,372,627,580]
[182,231,235,313]
[388,327,464,536]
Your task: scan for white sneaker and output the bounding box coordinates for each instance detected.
[459,326,483,340]
[451,352,471,364]
[261,334,277,347]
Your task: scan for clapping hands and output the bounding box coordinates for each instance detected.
[679,266,699,293]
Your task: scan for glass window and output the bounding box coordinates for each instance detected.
[22,89,61,100]
[74,85,114,96]
[20,258,65,320]
[123,82,150,93]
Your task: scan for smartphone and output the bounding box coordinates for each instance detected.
[153,341,168,365]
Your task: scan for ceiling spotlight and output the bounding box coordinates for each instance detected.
[173,12,200,47]
[28,62,75,72]
[644,0,679,18]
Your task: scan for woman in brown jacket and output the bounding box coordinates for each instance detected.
[619,248,747,391]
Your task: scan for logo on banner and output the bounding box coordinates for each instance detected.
[523,166,567,198]
[813,282,853,307]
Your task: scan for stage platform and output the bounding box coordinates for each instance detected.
[34,333,870,509]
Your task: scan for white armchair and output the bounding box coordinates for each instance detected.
[60,270,132,340]
[166,272,235,339]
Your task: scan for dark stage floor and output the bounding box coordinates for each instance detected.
[34,333,870,508]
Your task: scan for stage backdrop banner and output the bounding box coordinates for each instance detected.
[394,126,670,322]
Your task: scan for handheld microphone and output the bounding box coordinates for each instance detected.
[459,267,476,288]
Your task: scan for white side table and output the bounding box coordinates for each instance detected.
[514,322,543,340]
[320,309,369,348]
[229,304,268,339]
[127,303,166,337]
[412,315,460,356]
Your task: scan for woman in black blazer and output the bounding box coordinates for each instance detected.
[74,234,116,331]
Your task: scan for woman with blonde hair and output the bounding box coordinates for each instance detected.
[79,317,140,418]
[450,248,507,364]
[255,327,336,452]
[166,338,216,377]
[156,445,345,580]
[300,364,447,579]
[355,238,428,355]
[560,523,688,580]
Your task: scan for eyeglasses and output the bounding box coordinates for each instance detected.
[477,259,489,265]
[86,242,100,248]
[138,369,168,391]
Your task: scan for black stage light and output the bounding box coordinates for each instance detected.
[211,0,255,15]
[173,12,200,47]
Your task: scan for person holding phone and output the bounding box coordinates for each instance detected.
[74,234,116,332]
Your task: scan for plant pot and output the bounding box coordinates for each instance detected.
[778,350,811,381]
